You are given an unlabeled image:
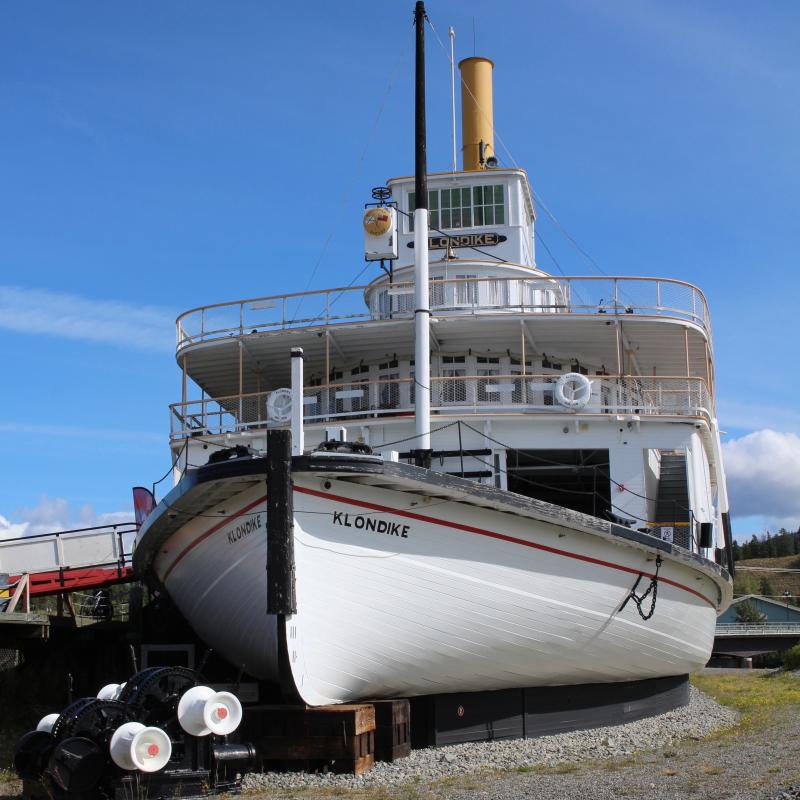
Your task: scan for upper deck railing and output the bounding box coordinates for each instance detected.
[175,275,711,352]
[169,374,711,441]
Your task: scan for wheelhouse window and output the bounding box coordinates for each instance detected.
[473,185,505,226]
[408,184,505,232]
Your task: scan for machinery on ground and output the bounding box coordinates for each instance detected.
[14,666,254,800]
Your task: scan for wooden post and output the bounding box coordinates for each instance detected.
[66,593,77,624]
[239,340,244,422]
[182,355,187,405]
[267,429,296,615]
[684,328,690,377]
[6,574,29,614]
[326,330,331,419]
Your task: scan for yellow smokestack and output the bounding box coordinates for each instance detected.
[459,56,495,171]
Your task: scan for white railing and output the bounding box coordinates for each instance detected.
[175,276,710,351]
[0,524,136,577]
[715,623,800,636]
[169,374,710,440]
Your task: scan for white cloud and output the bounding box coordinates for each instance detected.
[723,429,800,530]
[0,495,133,540]
[0,285,175,352]
[0,514,29,539]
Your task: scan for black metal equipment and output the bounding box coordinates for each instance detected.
[14,666,255,800]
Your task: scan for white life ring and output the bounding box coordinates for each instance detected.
[554,372,593,410]
[266,388,293,423]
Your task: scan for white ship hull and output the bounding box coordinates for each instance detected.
[141,456,728,706]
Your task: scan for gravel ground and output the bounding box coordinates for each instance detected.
[236,683,800,800]
[244,686,737,790]
[243,686,745,795]
[3,682,799,800]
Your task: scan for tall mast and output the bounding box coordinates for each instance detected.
[413,1,431,467]
[449,26,457,173]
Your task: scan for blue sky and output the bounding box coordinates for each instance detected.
[1,1,799,539]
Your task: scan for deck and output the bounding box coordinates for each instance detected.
[169,274,715,438]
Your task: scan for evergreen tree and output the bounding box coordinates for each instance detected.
[777,533,793,557]
[735,600,767,624]
[732,540,741,561]
[759,574,774,597]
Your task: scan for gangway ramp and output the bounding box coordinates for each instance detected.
[0,522,137,599]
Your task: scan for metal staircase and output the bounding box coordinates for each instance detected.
[654,451,691,549]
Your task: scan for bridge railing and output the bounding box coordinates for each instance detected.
[715,623,800,636]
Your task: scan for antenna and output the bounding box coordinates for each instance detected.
[449,27,457,172]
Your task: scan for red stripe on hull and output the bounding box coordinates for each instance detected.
[162,495,267,581]
[296,486,716,608]
[161,484,716,609]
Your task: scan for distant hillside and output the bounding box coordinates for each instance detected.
[734,529,800,560]
[734,554,800,601]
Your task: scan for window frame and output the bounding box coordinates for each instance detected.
[408,183,506,233]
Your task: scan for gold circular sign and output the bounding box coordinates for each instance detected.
[363,208,393,236]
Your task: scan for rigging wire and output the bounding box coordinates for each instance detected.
[395,205,508,262]
[425,12,610,280]
[381,420,461,448]
[382,418,692,519]
[457,448,676,527]
[529,188,609,278]
[459,419,694,517]
[165,435,686,540]
[151,442,187,497]
[534,230,566,276]
[291,30,411,321]
[173,416,690,521]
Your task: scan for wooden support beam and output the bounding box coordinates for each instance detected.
[5,574,29,614]
[372,699,411,763]
[244,704,377,776]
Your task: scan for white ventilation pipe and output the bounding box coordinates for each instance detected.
[290,347,305,456]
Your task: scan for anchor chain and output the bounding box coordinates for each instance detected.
[620,555,662,621]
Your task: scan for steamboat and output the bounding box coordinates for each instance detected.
[134,5,733,708]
